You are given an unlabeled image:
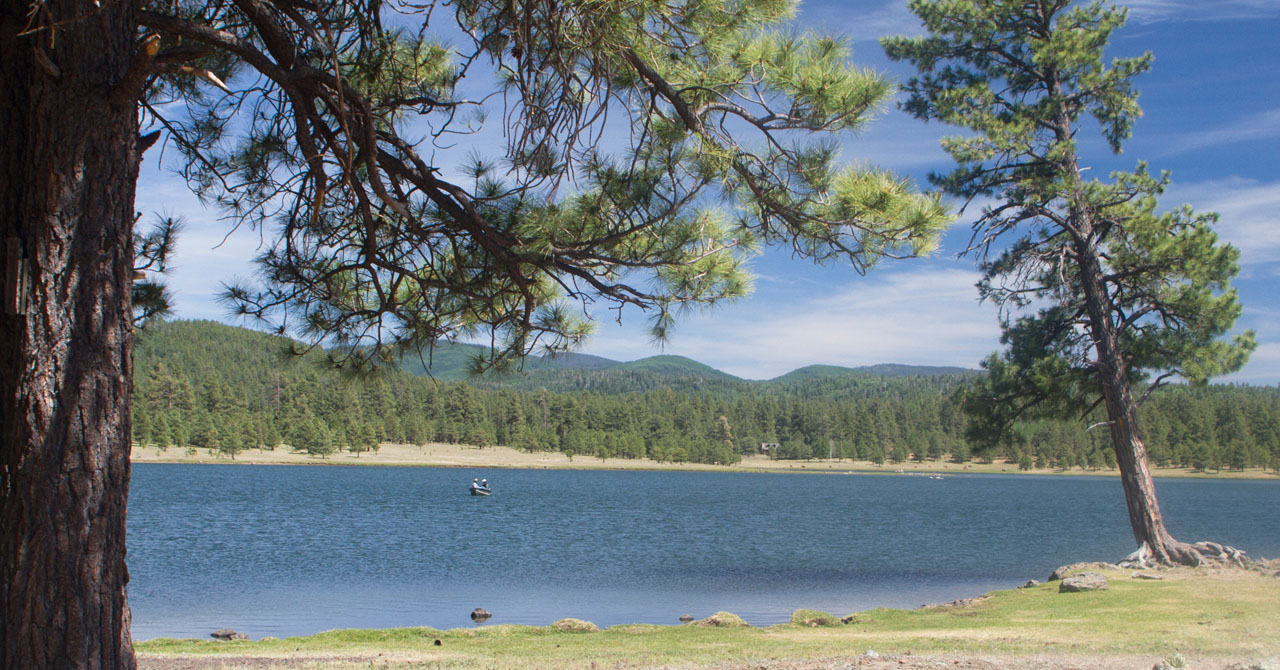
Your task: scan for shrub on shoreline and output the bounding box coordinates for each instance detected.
[694,611,749,628]
[790,609,841,627]
[550,618,600,633]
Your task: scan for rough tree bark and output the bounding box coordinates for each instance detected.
[1092,318,1244,567]
[1045,79,1244,568]
[1,0,140,666]
[1075,218,1244,568]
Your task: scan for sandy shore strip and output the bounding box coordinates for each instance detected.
[130,442,1278,479]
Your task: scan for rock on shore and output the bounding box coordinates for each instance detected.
[1059,573,1109,593]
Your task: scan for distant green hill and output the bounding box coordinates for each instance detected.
[395,342,617,381]
[132,319,979,401]
[465,358,750,395]
[849,363,975,378]
[770,363,974,385]
[392,339,973,394]
[615,355,743,381]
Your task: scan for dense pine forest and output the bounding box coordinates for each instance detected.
[131,321,1280,472]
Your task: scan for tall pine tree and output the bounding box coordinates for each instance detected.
[884,0,1255,565]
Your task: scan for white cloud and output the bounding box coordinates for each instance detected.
[579,231,1280,383]
[838,117,951,171]
[1237,301,1280,363]
[134,163,265,322]
[1221,340,1280,386]
[1125,0,1280,23]
[806,0,925,44]
[582,266,1001,379]
[165,226,265,322]
[1160,109,1280,156]
[1163,177,1280,266]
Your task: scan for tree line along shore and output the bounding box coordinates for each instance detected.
[131,321,1280,476]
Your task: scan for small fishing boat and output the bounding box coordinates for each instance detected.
[469,487,492,496]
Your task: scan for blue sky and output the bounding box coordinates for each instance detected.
[134,0,1280,384]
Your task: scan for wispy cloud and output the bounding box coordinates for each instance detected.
[799,0,924,44]
[1221,340,1280,386]
[838,114,951,172]
[584,267,1001,379]
[1125,0,1280,23]
[1160,108,1280,156]
[134,162,265,322]
[1226,296,1280,385]
[1163,177,1280,266]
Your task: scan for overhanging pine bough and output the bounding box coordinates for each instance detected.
[136,0,950,370]
[3,1,950,667]
[884,0,1255,566]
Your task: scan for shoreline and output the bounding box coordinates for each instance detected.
[130,442,1279,480]
[133,564,1280,670]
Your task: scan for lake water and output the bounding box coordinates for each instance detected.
[126,464,1280,640]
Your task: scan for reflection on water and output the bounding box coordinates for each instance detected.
[127,464,1280,639]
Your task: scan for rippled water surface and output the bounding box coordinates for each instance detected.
[127,464,1280,639]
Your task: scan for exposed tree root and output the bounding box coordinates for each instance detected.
[1121,540,1248,569]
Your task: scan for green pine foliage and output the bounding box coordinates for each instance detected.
[145,0,952,374]
[883,0,1255,446]
[131,320,1280,471]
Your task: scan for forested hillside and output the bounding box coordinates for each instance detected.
[131,321,1280,471]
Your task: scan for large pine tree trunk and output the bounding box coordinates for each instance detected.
[1,0,140,666]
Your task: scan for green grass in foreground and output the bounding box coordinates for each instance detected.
[136,567,1280,669]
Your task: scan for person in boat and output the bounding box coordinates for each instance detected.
[480,478,488,491]
[470,478,480,492]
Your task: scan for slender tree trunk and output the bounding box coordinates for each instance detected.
[1,0,140,666]
[1093,345,1183,563]
[1050,92,1224,567]
[1076,238,1228,567]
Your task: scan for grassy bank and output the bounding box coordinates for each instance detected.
[135,565,1280,669]
[130,442,1280,480]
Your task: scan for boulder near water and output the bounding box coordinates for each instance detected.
[1059,572,1109,593]
[1049,562,1118,581]
[470,607,492,622]
[209,628,247,640]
